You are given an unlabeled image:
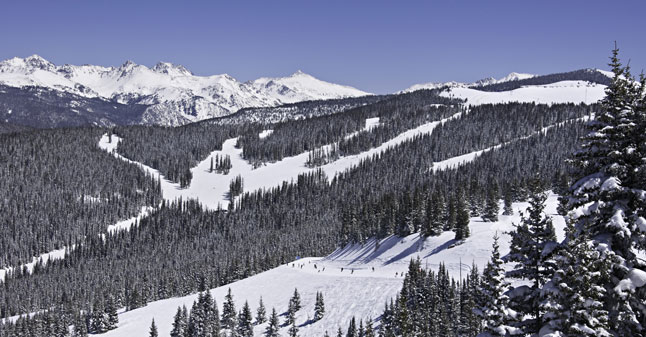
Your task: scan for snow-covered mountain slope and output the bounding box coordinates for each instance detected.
[92,194,565,337]
[400,72,535,93]
[0,55,370,126]
[441,80,606,105]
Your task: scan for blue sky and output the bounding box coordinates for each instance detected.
[0,0,644,93]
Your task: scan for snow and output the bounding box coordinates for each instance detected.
[98,194,566,337]
[0,247,69,282]
[99,114,456,210]
[0,55,370,124]
[441,81,606,105]
[400,72,535,93]
[614,268,646,295]
[106,206,155,234]
[258,129,273,139]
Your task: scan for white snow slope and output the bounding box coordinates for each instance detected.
[0,55,370,125]
[96,194,565,337]
[442,80,606,105]
[400,72,535,93]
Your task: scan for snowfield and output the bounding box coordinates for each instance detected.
[100,194,565,337]
[441,81,606,105]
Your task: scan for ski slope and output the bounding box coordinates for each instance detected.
[99,114,458,210]
[441,81,606,105]
[99,194,565,337]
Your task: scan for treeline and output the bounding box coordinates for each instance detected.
[0,128,161,267]
[114,123,258,187]
[238,89,462,165]
[474,68,612,92]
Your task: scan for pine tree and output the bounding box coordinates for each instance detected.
[502,189,513,216]
[256,297,267,325]
[454,190,471,240]
[170,306,188,337]
[149,318,158,337]
[564,46,646,335]
[540,223,612,336]
[505,179,557,335]
[105,295,119,330]
[346,317,357,337]
[314,291,325,321]
[238,301,254,337]
[286,288,301,325]
[264,308,280,337]
[221,288,238,332]
[364,318,375,337]
[89,299,107,333]
[476,235,517,336]
[482,182,500,222]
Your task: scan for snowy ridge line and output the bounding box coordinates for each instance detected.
[430,116,589,172]
[440,80,607,106]
[99,113,461,210]
[86,194,565,337]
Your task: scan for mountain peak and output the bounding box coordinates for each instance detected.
[290,70,312,78]
[152,62,192,76]
[22,54,55,71]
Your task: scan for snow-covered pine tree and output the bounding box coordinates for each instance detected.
[237,301,253,337]
[149,318,158,337]
[540,222,612,337]
[314,291,325,321]
[264,308,280,337]
[221,288,237,332]
[482,183,500,222]
[170,306,188,337]
[564,46,646,335]
[286,288,301,325]
[256,297,267,324]
[346,317,357,337]
[476,234,518,337]
[505,179,558,334]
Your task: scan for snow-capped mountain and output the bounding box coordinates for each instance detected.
[400,72,536,93]
[0,55,370,126]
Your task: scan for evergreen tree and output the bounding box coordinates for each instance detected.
[476,235,517,336]
[170,306,188,337]
[564,46,646,335]
[105,295,119,330]
[256,297,267,325]
[149,318,158,337]
[502,189,513,216]
[505,179,557,334]
[482,183,500,222]
[238,301,254,337]
[454,190,471,240]
[346,317,357,337]
[89,299,107,334]
[540,223,612,336]
[314,291,325,321]
[265,308,280,337]
[221,288,238,332]
[286,288,301,325]
[364,318,374,337]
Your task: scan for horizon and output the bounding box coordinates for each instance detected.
[1,1,645,94]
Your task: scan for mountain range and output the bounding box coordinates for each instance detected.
[0,55,369,127]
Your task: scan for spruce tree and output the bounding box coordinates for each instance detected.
[482,183,500,222]
[256,297,267,325]
[346,317,357,337]
[540,223,612,336]
[170,306,188,337]
[238,301,254,337]
[105,295,119,330]
[564,46,646,335]
[264,308,280,337]
[502,189,513,216]
[314,291,325,321]
[454,190,471,240]
[288,320,299,337]
[149,318,158,337]
[505,179,557,335]
[221,288,238,332]
[476,235,517,336]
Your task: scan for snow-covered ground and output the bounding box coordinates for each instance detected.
[99,194,565,337]
[441,81,606,105]
[0,247,69,282]
[99,114,457,210]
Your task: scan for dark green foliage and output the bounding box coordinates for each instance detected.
[149,318,158,337]
[265,308,280,337]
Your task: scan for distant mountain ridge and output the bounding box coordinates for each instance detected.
[0,55,370,126]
